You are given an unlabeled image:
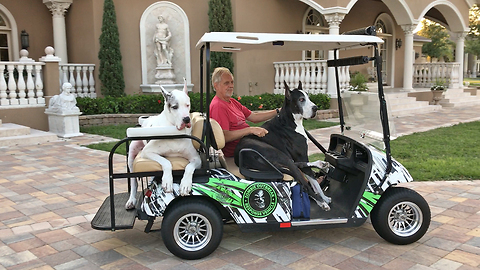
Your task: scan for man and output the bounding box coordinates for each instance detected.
[209,67,279,157]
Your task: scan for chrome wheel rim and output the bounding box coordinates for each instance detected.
[173,213,212,252]
[388,201,423,237]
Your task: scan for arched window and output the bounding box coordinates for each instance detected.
[303,8,327,60]
[0,12,12,61]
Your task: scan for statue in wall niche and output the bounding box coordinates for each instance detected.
[47,82,80,114]
[154,15,174,66]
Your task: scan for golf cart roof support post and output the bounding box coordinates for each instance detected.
[373,43,393,190]
[205,42,212,151]
[333,49,346,134]
[200,45,204,113]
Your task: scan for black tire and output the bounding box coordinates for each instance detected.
[161,199,223,260]
[370,187,430,245]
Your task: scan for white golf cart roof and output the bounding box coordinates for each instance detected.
[196,32,383,52]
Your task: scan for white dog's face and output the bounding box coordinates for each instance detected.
[161,85,191,130]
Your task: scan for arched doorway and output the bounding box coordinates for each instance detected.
[374,13,395,86]
[302,7,328,61]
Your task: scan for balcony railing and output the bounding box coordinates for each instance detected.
[413,62,461,89]
[273,60,350,94]
[59,64,96,98]
[0,62,46,107]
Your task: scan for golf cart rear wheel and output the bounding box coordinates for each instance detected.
[161,199,223,260]
[370,187,430,245]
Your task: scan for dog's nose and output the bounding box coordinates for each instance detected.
[183,116,190,124]
[312,105,318,112]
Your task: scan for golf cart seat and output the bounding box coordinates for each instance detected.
[128,113,225,173]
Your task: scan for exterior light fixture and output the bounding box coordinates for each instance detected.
[21,30,29,50]
[395,38,402,50]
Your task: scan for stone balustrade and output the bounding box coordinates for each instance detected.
[274,60,350,94]
[59,64,96,98]
[0,62,45,107]
[413,62,461,89]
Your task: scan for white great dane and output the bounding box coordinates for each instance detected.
[125,80,201,209]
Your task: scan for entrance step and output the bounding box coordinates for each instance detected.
[439,88,480,107]
[0,123,31,138]
[385,92,442,117]
[0,123,58,147]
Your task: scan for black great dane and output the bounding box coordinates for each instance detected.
[234,81,331,211]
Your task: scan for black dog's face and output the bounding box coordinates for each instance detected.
[285,82,318,119]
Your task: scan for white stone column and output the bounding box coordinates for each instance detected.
[325,13,345,98]
[454,32,468,88]
[401,24,416,91]
[43,0,72,64]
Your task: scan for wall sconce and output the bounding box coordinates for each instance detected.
[21,30,29,50]
[395,38,402,50]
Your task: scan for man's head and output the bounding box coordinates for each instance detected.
[212,67,234,102]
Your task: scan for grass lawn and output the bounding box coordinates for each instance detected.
[464,78,480,86]
[80,120,480,181]
[390,121,480,181]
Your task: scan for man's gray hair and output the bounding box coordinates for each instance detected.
[211,67,233,90]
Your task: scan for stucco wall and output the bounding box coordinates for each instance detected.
[0,0,53,61]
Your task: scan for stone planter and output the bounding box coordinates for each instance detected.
[431,90,444,105]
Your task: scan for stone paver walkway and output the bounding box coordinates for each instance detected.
[0,106,479,269]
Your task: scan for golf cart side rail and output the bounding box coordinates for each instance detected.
[106,134,209,230]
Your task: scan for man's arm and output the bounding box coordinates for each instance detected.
[246,109,278,123]
[223,126,268,143]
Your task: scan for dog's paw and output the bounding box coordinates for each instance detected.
[162,179,173,193]
[312,196,331,211]
[125,198,136,210]
[324,196,332,205]
[318,201,331,211]
[179,183,192,196]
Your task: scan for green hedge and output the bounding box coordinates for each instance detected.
[77,92,330,115]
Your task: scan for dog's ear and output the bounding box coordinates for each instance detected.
[183,77,188,95]
[283,81,292,100]
[297,81,302,90]
[159,86,172,102]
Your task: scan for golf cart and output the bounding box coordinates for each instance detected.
[91,28,431,260]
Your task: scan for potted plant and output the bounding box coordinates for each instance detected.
[430,79,447,105]
[348,72,368,118]
[349,72,369,92]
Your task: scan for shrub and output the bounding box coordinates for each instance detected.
[98,0,125,97]
[349,72,368,92]
[208,0,234,73]
[77,92,330,115]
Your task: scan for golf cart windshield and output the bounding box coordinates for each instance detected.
[196,31,392,151]
[342,91,396,149]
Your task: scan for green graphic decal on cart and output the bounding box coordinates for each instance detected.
[192,178,249,209]
[242,183,277,218]
[354,191,381,218]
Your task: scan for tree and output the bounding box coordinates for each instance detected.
[418,20,454,62]
[466,5,480,57]
[98,0,125,97]
[208,0,234,73]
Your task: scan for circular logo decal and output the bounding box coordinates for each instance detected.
[242,183,277,218]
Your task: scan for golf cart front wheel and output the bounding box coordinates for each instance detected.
[370,187,430,245]
[161,199,223,260]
